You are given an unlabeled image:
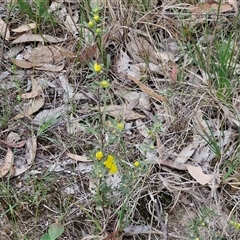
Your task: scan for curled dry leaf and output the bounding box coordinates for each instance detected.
[11,23,37,33]
[14,96,45,119]
[0,148,13,177]
[15,77,45,119]
[186,165,213,185]
[67,153,92,162]
[21,76,43,99]
[13,136,37,177]
[0,17,10,41]
[0,139,25,148]
[59,74,74,99]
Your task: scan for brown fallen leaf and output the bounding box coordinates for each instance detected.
[13,136,37,177]
[11,33,65,44]
[11,23,37,33]
[126,34,158,64]
[67,153,93,162]
[35,62,65,72]
[14,96,45,119]
[186,165,213,185]
[100,104,145,121]
[11,58,43,69]
[156,134,187,170]
[77,44,98,62]
[0,17,10,41]
[0,139,25,148]
[127,75,168,104]
[227,0,238,13]
[21,76,43,99]
[23,45,75,64]
[190,2,233,14]
[0,148,13,177]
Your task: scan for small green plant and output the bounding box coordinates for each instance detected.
[40,223,64,240]
[195,119,221,160]
[191,33,238,102]
[17,0,55,25]
[81,5,146,230]
[187,206,218,240]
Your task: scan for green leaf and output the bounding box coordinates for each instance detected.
[37,0,48,18]
[40,234,51,240]
[18,0,34,20]
[48,223,64,240]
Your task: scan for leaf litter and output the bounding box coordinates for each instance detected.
[1,0,240,239]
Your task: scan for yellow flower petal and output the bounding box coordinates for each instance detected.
[103,155,114,169]
[109,164,118,174]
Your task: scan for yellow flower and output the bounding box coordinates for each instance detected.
[94,63,102,73]
[95,151,104,160]
[100,80,110,88]
[103,155,114,169]
[88,21,95,28]
[134,161,140,167]
[109,163,118,174]
[93,14,100,22]
[117,122,124,131]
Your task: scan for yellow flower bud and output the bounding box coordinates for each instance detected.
[134,161,140,167]
[95,28,101,35]
[100,80,110,88]
[117,122,124,131]
[95,151,104,160]
[88,21,95,28]
[94,63,102,73]
[93,14,100,22]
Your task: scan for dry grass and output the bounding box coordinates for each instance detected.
[0,0,240,239]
